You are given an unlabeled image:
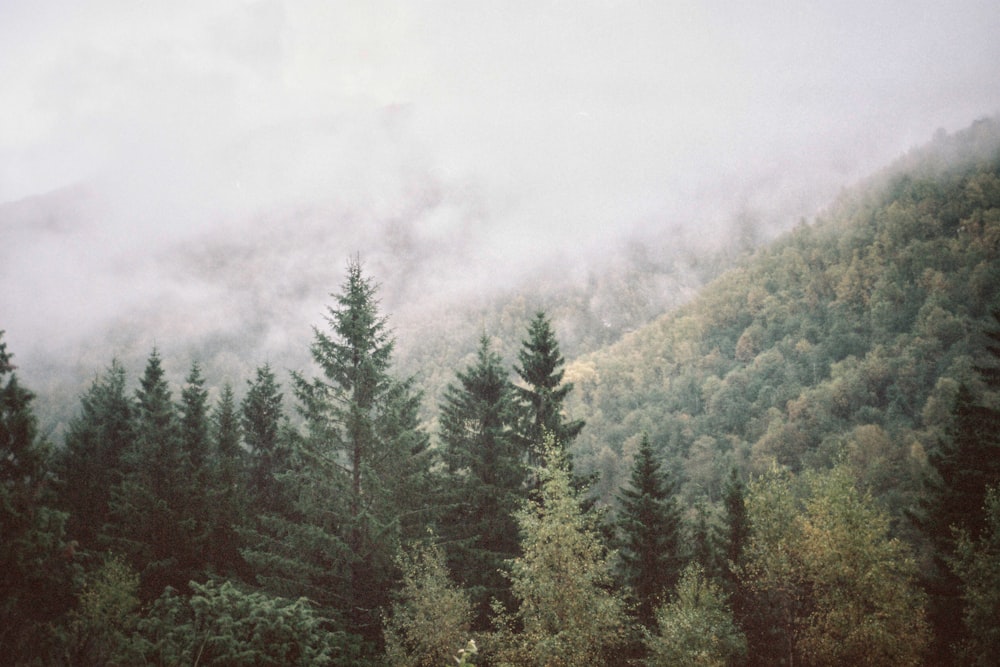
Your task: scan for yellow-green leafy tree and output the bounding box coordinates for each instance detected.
[383,537,473,667]
[491,438,629,666]
[742,466,929,666]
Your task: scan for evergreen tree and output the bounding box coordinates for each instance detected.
[252,259,432,648]
[616,434,683,627]
[110,349,201,601]
[179,361,210,476]
[723,467,749,576]
[513,312,584,463]
[241,363,290,515]
[914,312,1000,663]
[0,332,75,662]
[57,359,134,549]
[438,334,525,627]
[207,383,247,578]
[951,486,1000,666]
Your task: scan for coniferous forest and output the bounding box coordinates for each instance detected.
[4,119,1000,666]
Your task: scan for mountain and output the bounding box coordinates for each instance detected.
[565,116,1000,511]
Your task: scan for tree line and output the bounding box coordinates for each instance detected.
[3,254,999,665]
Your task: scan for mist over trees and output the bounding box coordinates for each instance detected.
[3,118,1000,665]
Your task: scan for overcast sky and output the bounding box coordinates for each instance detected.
[3,0,1000,366]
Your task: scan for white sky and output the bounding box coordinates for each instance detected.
[2,0,1000,363]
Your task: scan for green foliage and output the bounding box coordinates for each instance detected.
[242,363,291,515]
[56,359,134,549]
[513,312,585,463]
[128,580,336,666]
[383,537,473,667]
[60,554,141,666]
[741,466,929,666]
[616,433,683,626]
[437,334,525,628]
[564,121,1000,506]
[951,486,1000,665]
[0,332,76,663]
[491,437,629,666]
[252,259,433,646]
[108,349,207,601]
[644,563,746,667]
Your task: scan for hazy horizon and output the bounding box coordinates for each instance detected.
[3,1,1000,385]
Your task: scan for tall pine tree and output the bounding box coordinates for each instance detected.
[110,349,203,601]
[438,334,525,628]
[57,359,134,550]
[915,311,1000,663]
[254,259,432,648]
[513,312,584,465]
[0,333,75,662]
[615,434,683,627]
[241,363,291,515]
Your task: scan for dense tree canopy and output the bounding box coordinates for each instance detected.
[3,118,1000,665]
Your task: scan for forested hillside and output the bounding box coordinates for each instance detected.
[3,118,1000,665]
[568,117,1000,507]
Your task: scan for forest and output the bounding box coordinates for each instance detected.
[3,117,1000,666]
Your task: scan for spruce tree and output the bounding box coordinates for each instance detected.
[110,349,201,600]
[57,359,135,549]
[513,311,584,464]
[0,333,75,661]
[241,363,290,515]
[438,334,525,627]
[915,312,1000,663]
[615,434,682,627]
[253,259,432,648]
[207,383,247,577]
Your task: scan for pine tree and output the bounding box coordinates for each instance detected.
[207,383,247,578]
[252,259,432,648]
[438,334,525,628]
[513,312,584,464]
[241,363,290,515]
[110,349,200,601]
[615,434,683,627]
[915,311,1000,663]
[0,332,75,662]
[57,359,135,549]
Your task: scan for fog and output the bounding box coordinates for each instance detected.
[2,1,1000,404]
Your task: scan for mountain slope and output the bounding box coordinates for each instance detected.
[566,117,1000,509]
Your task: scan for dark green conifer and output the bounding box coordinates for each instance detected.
[513,312,584,464]
[110,349,199,600]
[241,364,290,515]
[58,360,134,549]
[438,334,525,627]
[250,259,432,649]
[0,333,75,661]
[616,434,682,627]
